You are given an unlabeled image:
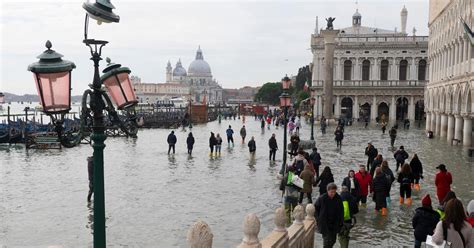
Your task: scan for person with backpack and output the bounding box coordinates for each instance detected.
[309,147,322,178]
[338,186,359,248]
[268,133,278,161]
[282,166,300,224]
[410,153,423,191]
[365,142,378,171]
[389,127,397,147]
[372,167,390,216]
[186,132,195,155]
[215,133,222,156]
[291,148,308,176]
[167,131,177,154]
[315,166,335,196]
[290,134,300,156]
[247,136,256,157]
[381,160,395,207]
[431,199,473,248]
[435,164,453,205]
[412,194,440,248]
[394,146,409,172]
[398,163,414,205]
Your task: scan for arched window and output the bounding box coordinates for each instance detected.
[418,59,427,80]
[362,60,370,80]
[399,59,408,80]
[344,60,352,80]
[380,60,389,80]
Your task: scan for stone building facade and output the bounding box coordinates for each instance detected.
[425,0,473,146]
[311,7,428,124]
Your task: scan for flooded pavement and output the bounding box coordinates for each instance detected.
[1,117,473,247]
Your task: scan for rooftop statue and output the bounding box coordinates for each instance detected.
[326,17,336,30]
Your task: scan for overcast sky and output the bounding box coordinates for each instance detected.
[0,0,429,95]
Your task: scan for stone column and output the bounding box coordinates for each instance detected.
[447,114,455,143]
[408,96,415,121]
[311,54,319,82]
[317,95,322,117]
[321,29,340,119]
[454,115,463,141]
[431,112,437,133]
[335,95,341,118]
[440,114,448,137]
[426,112,432,132]
[371,96,377,121]
[435,113,441,135]
[389,96,396,122]
[334,58,340,80]
[353,95,359,120]
[463,117,472,147]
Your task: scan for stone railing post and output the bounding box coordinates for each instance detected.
[261,207,289,248]
[303,204,316,248]
[187,220,213,248]
[288,205,305,248]
[237,213,262,248]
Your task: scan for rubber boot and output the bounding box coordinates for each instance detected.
[399,197,404,204]
[415,184,420,191]
[411,183,415,189]
[406,197,412,206]
[381,208,388,216]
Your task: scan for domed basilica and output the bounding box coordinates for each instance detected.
[166,46,223,104]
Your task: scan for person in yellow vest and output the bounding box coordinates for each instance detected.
[338,186,359,248]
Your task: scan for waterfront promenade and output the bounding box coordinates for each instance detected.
[1,117,473,247]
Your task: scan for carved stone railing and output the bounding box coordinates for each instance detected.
[187,205,316,248]
[311,80,426,88]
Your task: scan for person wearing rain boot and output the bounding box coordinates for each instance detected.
[355,165,373,208]
[215,133,222,156]
[397,163,414,206]
[283,166,300,224]
[338,186,359,248]
[372,167,390,216]
[412,194,440,248]
[409,153,423,191]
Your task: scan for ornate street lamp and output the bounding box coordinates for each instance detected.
[27,40,76,138]
[310,89,316,141]
[101,58,138,110]
[279,75,292,175]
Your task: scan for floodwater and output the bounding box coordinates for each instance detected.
[1,112,473,247]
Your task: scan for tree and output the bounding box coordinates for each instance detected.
[254,82,282,105]
[294,65,312,91]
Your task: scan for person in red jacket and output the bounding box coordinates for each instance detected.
[355,164,373,208]
[434,164,452,204]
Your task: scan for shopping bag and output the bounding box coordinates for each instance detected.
[291,174,304,188]
[425,235,451,248]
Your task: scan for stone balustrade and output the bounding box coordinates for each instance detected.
[187,205,317,248]
[311,80,426,88]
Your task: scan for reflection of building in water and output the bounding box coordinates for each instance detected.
[132,46,223,104]
[425,0,473,147]
[310,6,428,123]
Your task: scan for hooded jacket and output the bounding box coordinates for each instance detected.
[314,193,344,235]
[412,206,440,241]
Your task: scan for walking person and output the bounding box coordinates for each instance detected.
[315,166,335,196]
[87,156,94,202]
[389,126,397,148]
[209,132,217,156]
[167,131,177,154]
[372,167,390,215]
[240,125,246,144]
[260,118,265,129]
[365,142,378,171]
[299,164,314,204]
[314,183,344,248]
[290,133,300,156]
[296,118,301,135]
[282,166,300,224]
[398,163,414,205]
[370,154,383,177]
[309,147,322,178]
[291,148,308,176]
[410,153,423,191]
[355,165,373,208]
[226,125,234,147]
[467,200,474,227]
[381,123,387,134]
[381,160,395,207]
[431,199,473,247]
[412,194,441,248]
[288,117,296,134]
[268,133,278,161]
[334,126,344,148]
[248,136,256,157]
[394,146,409,172]
[266,115,272,130]
[186,132,195,155]
[338,185,359,248]
[215,133,222,156]
[435,164,453,204]
[321,116,327,134]
[342,170,361,200]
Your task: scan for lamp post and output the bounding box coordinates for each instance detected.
[279,75,292,175]
[28,1,138,247]
[310,89,316,141]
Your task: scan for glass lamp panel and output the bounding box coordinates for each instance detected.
[34,71,71,113]
[282,80,291,89]
[103,72,137,109]
[116,72,137,107]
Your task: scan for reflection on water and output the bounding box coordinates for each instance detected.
[1,118,473,247]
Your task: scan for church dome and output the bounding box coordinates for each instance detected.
[188,46,212,77]
[173,59,187,77]
[353,9,361,18]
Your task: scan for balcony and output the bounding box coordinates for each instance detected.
[311,80,426,88]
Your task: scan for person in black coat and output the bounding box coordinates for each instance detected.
[342,170,361,199]
[309,147,322,178]
[314,183,344,248]
[372,167,390,214]
[412,194,440,248]
[268,133,278,161]
[167,131,177,154]
[315,166,335,195]
[339,186,359,248]
[334,126,344,148]
[248,136,256,154]
[409,153,423,191]
[209,132,217,155]
[394,146,409,172]
[186,132,195,155]
[365,143,378,171]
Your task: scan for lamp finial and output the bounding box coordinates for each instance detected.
[45,40,52,50]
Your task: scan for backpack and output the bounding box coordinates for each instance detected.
[294,159,305,175]
[401,175,411,186]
